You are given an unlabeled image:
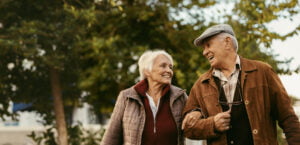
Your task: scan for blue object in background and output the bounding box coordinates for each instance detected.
[12,102,33,113]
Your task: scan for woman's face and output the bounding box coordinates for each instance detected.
[146,54,173,85]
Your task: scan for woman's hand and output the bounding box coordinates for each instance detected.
[181,111,201,130]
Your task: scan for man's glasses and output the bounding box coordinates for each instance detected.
[218,80,243,109]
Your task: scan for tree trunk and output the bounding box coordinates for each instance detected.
[50,68,69,145]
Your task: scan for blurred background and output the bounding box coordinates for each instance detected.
[0,0,299,145]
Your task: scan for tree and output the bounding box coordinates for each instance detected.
[229,0,300,74]
[0,0,96,144]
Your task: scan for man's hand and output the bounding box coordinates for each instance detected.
[181,111,201,130]
[213,109,231,132]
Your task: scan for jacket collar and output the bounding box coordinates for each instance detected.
[240,56,258,73]
[200,56,258,83]
[169,85,186,105]
[125,80,185,106]
[133,79,170,98]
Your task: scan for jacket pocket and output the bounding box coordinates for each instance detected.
[202,93,220,116]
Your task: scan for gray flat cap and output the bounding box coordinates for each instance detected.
[194,24,235,46]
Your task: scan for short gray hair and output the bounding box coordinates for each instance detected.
[218,33,239,52]
[138,50,173,81]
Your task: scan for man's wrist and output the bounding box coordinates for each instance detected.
[185,108,202,118]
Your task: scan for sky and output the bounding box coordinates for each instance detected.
[268,13,300,99]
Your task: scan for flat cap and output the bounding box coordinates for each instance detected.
[194,24,235,46]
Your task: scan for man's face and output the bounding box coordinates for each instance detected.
[202,35,227,69]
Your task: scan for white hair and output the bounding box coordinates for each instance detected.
[218,33,239,52]
[138,50,173,81]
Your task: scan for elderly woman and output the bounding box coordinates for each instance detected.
[100,50,187,145]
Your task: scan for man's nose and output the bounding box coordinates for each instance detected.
[202,48,207,56]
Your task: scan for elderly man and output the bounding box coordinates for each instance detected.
[182,24,300,145]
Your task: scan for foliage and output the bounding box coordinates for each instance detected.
[0,0,92,144]
[277,124,288,145]
[0,0,299,122]
[28,127,57,145]
[0,0,83,120]
[229,0,300,74]
[28,123,105,145]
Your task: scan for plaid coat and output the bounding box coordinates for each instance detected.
[101,85,187,145]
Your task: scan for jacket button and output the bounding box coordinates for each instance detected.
[252,129,258,134]
[245,100,249,105]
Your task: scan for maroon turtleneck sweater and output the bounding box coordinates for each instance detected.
[134,79,178,145]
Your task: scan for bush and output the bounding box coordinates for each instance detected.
[28,123,105,145]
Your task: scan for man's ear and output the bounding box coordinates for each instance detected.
[225,37,233,49]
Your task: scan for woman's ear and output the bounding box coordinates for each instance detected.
[144,69,151,77]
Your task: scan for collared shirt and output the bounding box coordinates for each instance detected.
[146,92,160,120]
[212,56,241,103]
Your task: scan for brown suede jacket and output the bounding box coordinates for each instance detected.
[183,56,300,145]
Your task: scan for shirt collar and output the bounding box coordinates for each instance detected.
[212,55,241,79]
[235,55,241,70]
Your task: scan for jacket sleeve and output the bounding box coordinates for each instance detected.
[183,85,220,140]
[266,67,300,144]
[100,91,126,145]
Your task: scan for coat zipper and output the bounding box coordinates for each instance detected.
[154,119,156,133]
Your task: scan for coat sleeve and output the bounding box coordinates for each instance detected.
[100,91,126,145]
[266,67,300,144]
[183,84,220,140]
